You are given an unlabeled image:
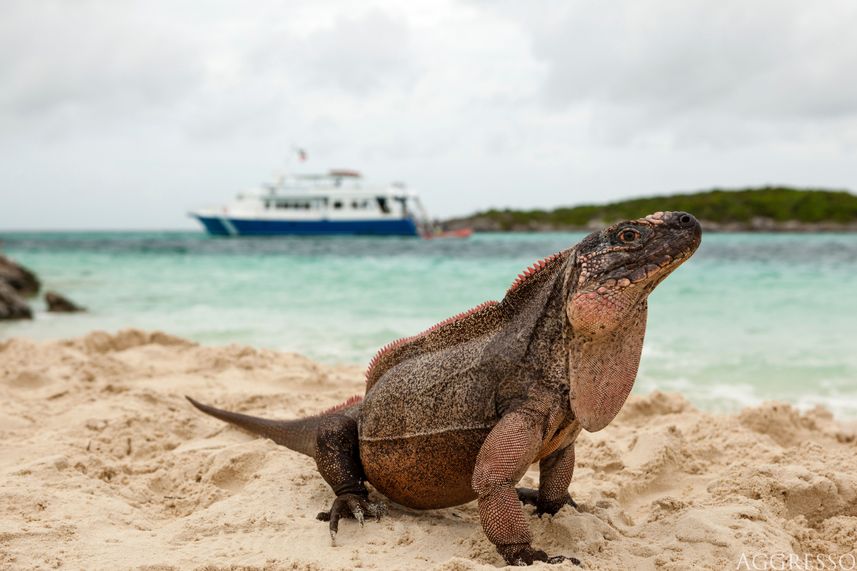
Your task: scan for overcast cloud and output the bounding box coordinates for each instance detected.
[1,0,856,229]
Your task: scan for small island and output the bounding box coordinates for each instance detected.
[444,187,857,232]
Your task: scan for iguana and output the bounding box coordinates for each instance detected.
[187,211,701,566]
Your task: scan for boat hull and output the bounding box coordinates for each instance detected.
[194,215,421,237]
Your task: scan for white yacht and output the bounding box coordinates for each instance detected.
[191,169,432,237]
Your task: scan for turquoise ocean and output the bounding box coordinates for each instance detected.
[2,231,856,417]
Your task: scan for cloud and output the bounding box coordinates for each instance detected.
[490,1,857,147]
[297,9,417,96]
[0,1,205,135]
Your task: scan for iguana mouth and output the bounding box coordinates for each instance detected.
[596,247,694,290]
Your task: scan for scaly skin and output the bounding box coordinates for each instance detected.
[187,210,701,566]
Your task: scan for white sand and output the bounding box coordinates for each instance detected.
[1,330,856,570]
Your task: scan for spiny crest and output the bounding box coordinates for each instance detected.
[506,252,563,294]
[321,394,363,415]
[364,300,499,382]
[422,299,500,336]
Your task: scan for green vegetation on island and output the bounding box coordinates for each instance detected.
[446,187,857,232]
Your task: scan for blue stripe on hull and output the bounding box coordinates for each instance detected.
[194,216,420,237]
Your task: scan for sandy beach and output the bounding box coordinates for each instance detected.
[1,329,856,570]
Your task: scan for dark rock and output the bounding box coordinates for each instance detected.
[0,254,40,296]
[0,281,33,320]
[45,291,85,313]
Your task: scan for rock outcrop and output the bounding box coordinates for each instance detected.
[0,255,40,296]
[0,282,33,320]
[45,291,85,313]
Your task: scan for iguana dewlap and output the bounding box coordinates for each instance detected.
[188,211,701,566]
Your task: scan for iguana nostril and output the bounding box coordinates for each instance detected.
[672,212,699,228]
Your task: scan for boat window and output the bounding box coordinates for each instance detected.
[333,201,342,209]
[351,201,359,209]
[394,196,408,215]
[376,197,390,214]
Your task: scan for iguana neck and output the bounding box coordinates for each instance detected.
[480,249,576,392]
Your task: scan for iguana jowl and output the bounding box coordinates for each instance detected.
[187,211,701,565]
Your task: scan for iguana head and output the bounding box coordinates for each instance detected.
[566,211,701,432]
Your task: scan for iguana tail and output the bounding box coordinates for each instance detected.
[185,395,362,459]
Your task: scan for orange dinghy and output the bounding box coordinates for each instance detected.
[423,228,474,240]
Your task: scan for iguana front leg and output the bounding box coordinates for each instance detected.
[472,411,577,566]
[517,444,578,516]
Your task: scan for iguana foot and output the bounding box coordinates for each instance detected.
[316,493,387,542]
[516,487,578,516]
[497,543,581,566]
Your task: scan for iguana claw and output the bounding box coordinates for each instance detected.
[316,493,387,543]
[546,555,581,566]
[516,487,578,516]
[498,543,581,566]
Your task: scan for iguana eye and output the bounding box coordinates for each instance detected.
[618,228,640,243]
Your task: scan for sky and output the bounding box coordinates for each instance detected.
[2,0,857,230]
